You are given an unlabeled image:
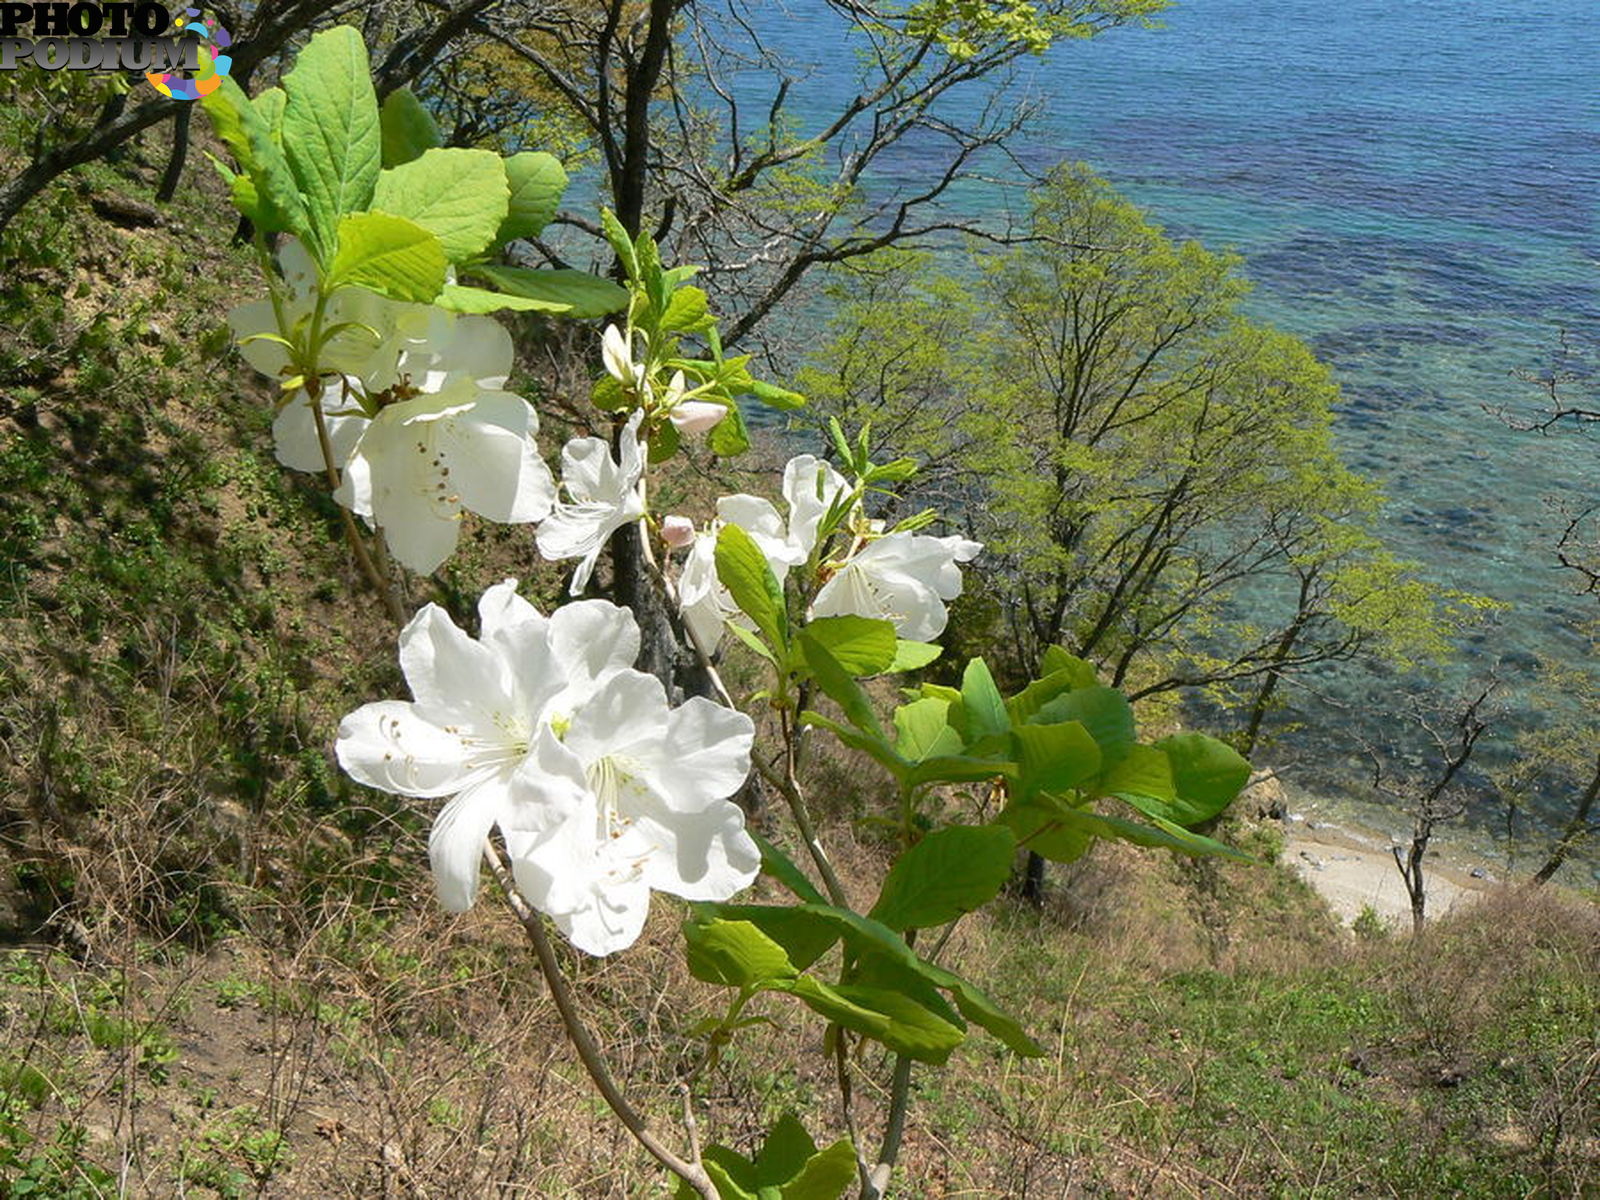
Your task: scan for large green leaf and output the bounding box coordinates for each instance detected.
[802,615,897,677]
[1014,795,1252,862]
[703,901,1043,1057]
[960,658,1010,740]
[999,797,1094,866]
[797,634,886,741]
[436,284,574,314]
[707,398,752,457]
[327,212,447,301]
[1032,686,1136,767]
[497,150,567,243]
[749,380,807,411]
[751,832,827,905]
[869,825,1016,932]
[661,285,714,333]
[1040,645,1097,686]
[371,147,508,263]
[280,26,381,259]
[473,265,629,318]
[780,1139,856,1200]
[893,697,962,763]
[716,524,786,651]
[771,975,890,1039]
[683,918,798,989]
[379,87,440,168]
[202,78,307,238]
[887,639,941,672]
[1101,743,1175,806]
[829,984,966,1063]
[1012,719,1102,799]
[1156,733,1252,826]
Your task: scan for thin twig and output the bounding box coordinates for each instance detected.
[482,845,716,1199]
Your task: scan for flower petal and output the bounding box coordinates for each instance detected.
[272,389,368,473]
[398,603,515,725]
[635,799,760,901]
[428,788,506,911]
[641,696,755,810]
[546,600,641,697]
[436,392,555,525]
[562,671,669,766]
[335,700,475,797]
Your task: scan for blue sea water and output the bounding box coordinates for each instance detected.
[722,0,1600,853]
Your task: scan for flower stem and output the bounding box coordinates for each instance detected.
[306,385,406,627]
[482,845,717,1199]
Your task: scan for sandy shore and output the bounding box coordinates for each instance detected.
[1279,816,1500,930]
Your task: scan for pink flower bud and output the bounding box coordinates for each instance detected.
[661,515,696,549]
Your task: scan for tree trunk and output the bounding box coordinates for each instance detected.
[156,105,192,203]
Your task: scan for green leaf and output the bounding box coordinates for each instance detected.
[1012,720,1102,799]
[371,147,508,263]
[1032,686,1137,767]
[802,616,897,677]
[683,918,798,989]
[797,633,886,741]
[960,658,1010,740]
[943,976,1044,1058]
[1040,645,1097,686]
[327,212,447,301]
[436,283,573,314]
[999,797,1094,865]
[1156,733,1252,826]
[281,26,382,258]
[771,976,890,1039]
[830,984,966,1063]
[903,754,1012,789]
[661,285,713,333]
[636,231,666,313]
[254,86,286,138]
[716,524,787,650]
[780,1139,857,1200]
[724,620,778,664]
[869,825,1017,932]
[753,1115,817,1187]
[887,640,941,672]
[751,832,827,905]
[1101,743,1175,806]
[497,150,567,244]
[649,416,682,464]
[1012,795,1252,862]
[379,87,440,168]
[601,207,639,277]
[692,1151,758,1200]
[696,904,842,971]
[707,399,752,457]
[473,265,629,318]
[748,380,807,411]
[202,78,307,238]
[893,697,962,763]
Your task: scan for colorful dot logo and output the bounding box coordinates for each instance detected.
[146,8,232,100]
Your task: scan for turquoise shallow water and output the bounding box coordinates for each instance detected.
[710,1,1600,857]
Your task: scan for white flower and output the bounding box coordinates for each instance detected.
[812,531,983,641]
[334,580,641,912]
[537,412,646,594]
[503,670,758,955]
[334,313,555,575]
[781,454,853,560]
[230,238,435,459]
[674,456,848,651]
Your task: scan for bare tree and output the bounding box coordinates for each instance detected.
[1367,681,1498,934]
